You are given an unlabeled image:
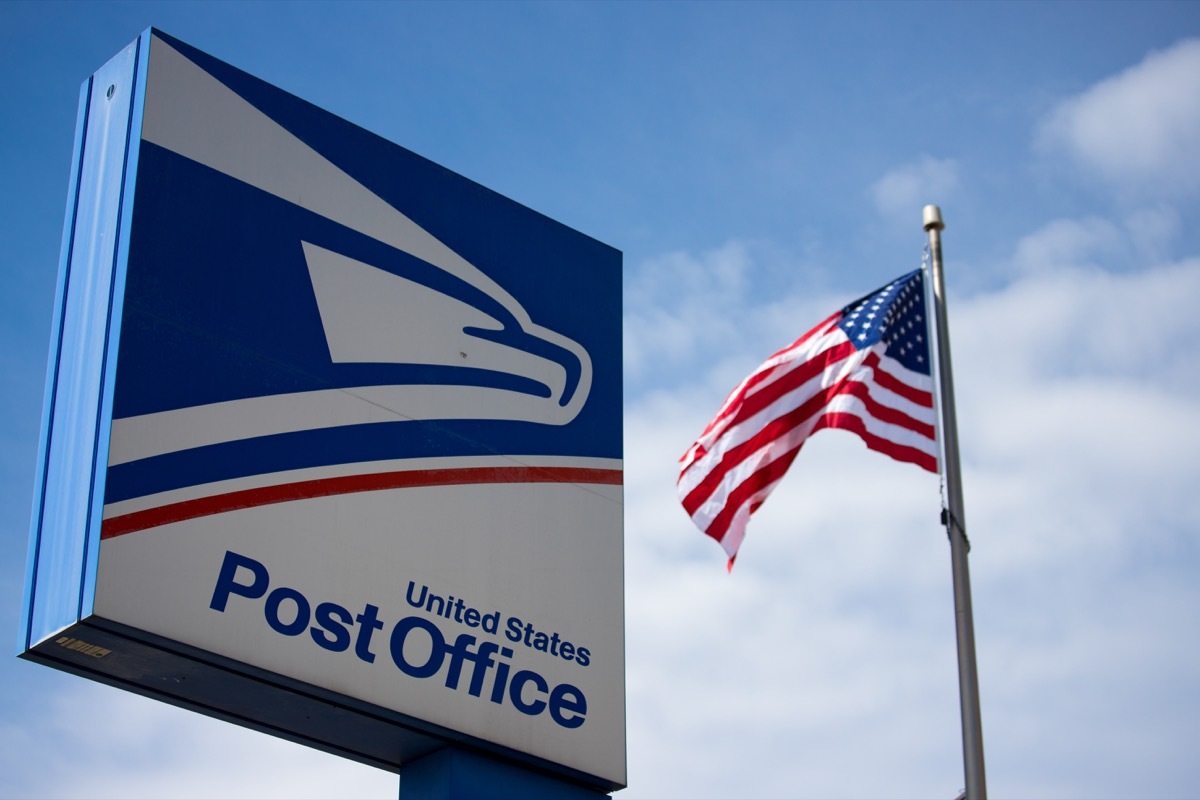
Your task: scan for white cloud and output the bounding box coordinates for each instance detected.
[1010,207,1183,274]
[1123,204,1181,261]
[0,681,396,799]
[1037,38,1200,196]
[869,156,959,219]
[1011,216,1125,272]
[624,241,754,380]
[623,241,836,390]
[950,256,1200,574]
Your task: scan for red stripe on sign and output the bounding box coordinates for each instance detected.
[101,466,623,540]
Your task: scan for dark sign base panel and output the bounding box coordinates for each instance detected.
[23,617,618,794]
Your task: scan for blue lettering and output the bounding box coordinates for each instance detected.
[389,616,444,678]
[210,553,589,729]
[508,669,548,715]
[209,551,268,611]
[310,602,352,652]
[444,634,499,693]
[405,581,427,609]
[465,642,501,697]
[265,586,309,636]
[354,604,383,664]
[426,592,446,617]
[490,650,513,704]
[549,683,587,729]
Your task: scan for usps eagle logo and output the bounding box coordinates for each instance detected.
[101,34,619,537]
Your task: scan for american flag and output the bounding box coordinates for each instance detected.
[678,269,938,567]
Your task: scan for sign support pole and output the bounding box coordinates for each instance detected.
[923,205,987,800]
[399,746,610,800]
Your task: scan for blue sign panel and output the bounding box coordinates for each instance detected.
[22,28,624,791]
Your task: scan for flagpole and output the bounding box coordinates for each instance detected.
[923,205,987,800]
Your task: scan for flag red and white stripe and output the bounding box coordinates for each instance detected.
[678,269,938,567]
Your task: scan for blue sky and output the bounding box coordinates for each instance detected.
[3,1,1200,797]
